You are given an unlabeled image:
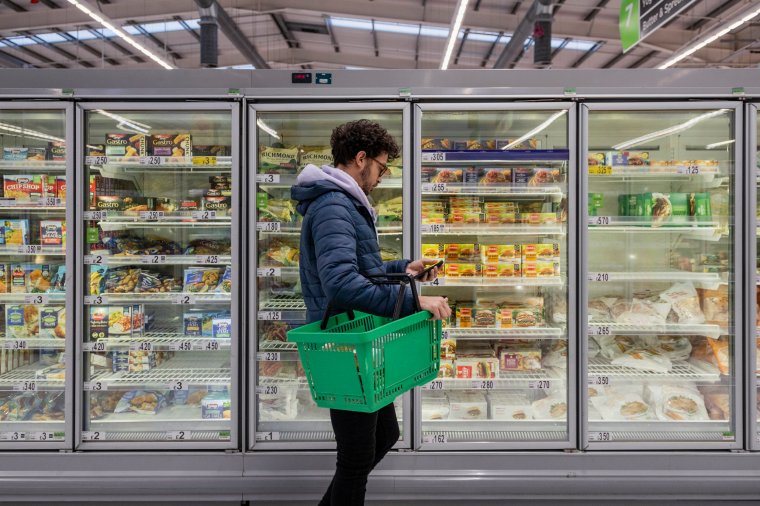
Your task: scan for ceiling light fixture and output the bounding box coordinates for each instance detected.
[705,139,735,150]
[65,0,175,70]
[256,119,280,140]
[612,109,730,150]
[658,4,760,69]
[440,0,470,69]
[502,110,567,150]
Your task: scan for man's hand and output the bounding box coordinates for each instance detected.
[419,296,451,320]
[406,258,441,282]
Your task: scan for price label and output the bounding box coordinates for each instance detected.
[588,375,611,386]
[678,165,700,175]
[140,156,162,166]
[257,268,281,277]
[258,311,282,321]
[423,277,445,287]
[198,255,220,264]
[441,330,450,339]
[588,326,611,336]
[588,272,611,282]
[421,152,446,162]
[192,156,217,166]
[83,342,107,352]
[256,385,280,395]
[257,352,281,361]
[588,165,612,175]
[421,224,446,234]
[424,434,448,444]
[256,174,281,184]
[27,431,59,441]
[529,380,551,389]
[140,211,165,221]
[86,156,108,165]
[256,222,281,233]
[170,341,193,352]
[173,294,197,305]
[42,197,61,207]
[6,340,28,350]
[166,431,190,441]
[422,183,448,192]
[1,431,25,441]
[427,380,444,390]
[203,340,221,351]
[191,210,217,220]
[255,431,281,441]
[130,342,153,352]
[84,381,106,391]
[83,211,107,221]
[82,431,105,441]
[84,255,105,265]
[24,294,49,304]
[589,216,611,226]
[589,431,611,442]
[84,295,108,305]
[473,380,495,390]
[141,255,167,265]
[168,381,188,391]
[18,245,42,255]
[15,381,37,392]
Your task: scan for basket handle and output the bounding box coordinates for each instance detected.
[319,273,421,330]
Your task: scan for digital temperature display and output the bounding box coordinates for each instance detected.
[291,73,313,84]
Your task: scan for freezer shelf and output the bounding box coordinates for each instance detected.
[442,327,565,339]
[0,338,65,350]
[84,293,231,304]
[82,331,230,352]
[423,277,563,287]
[422,371,562,391]
[257,174,402,189]
[587,356,720,383]
[86,155,232,169]
[0,293,65,303]
[82,430,230,442]
[0,364,65,391]
[588,420,732,442]
[85,255,232,266]
[0,160,65,172]
[88,367,230,391]
[587,271,723,285]
[421,183,564,196]
[422,429,567,443]
[421,224,565,236]
[0,246,65,256]
[587,321,723,339]
[0,203,64,212]
[259,225,402,236]
[89,404,230,432]
[0,427,65,442]
[421,149,569,163]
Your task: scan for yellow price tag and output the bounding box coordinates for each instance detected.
[192,156,217,166]
[588,165,612,175]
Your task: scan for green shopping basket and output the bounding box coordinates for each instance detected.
[287,273,442,413]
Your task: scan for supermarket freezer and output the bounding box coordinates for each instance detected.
[412,102,577,450]
[0,102,74,449]
[75,102,240,450]
[248,102,413,450]
[749,102,759,450]
[581,102,743,449]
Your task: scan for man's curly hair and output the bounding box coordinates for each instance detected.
[330,119,400,166]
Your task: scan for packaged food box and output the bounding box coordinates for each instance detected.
[420,138,452,150]
[122,196,150,212]
[258,145,298,174]
[421,212,446,225]
[6,305,31,338]
[10,264,26,294]
[26,147,46,161]
[473,307,497,328]
[107,306,133,335]
[212,317,232,339]
[588,152,607,166]
[523,260,554,277]
[149,133,191,157]
[183,314,203,336]
[440,337,456,359]
[523,212,559,225]
[154,198,177,212]
[484,211,517,224]
[89,307,109,340]
[95,195,122,211]
[618,194,637,217]
[28,264,53,292]
[444,243,479,262]
[47,141,66,161]
[105,268,140,293]
[488,392,532,421]
[202,396,231,419]
[298,146,332,167]
[178,199,201,211]
[512,309,542,327]
[484,201,517,212]
[456,304,473,328]
[482,245,518,263]
[421,201,446,212]
[437,359,455,378]
[193,145,230,157]
[455,358,498,379]
[40,220,63,246]
[445,263,479,278]
[183,268,223,293]
[3,219,28,246]
[0,264,8,293]
[425,168,462,184]
[2,147,28,161]
[496,138,539,150]
[448,391,488,420]
[105,133,145,158]
[422,244,443,259]
[215,266,231,293]
[499,347,542,371]
[3,175,43,202]
[39,306,65,339]
[448,211,481,224]
[483,262,518,278]
[87,145,105,157]
[202,196,231,214]
[478,168,512,185]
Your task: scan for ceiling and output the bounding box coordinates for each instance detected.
[0,0,757,70]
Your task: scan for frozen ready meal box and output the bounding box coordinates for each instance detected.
[40,220,64,246]
[3,175,43,202]
[3,219,28,245]
[47,141,66,161]
[105,133,145,158]
[258,146,298,174]
[149,133,192,157]
[39,306,65,339]
[300,146,333,167]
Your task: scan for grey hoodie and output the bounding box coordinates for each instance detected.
[296,164,377,222]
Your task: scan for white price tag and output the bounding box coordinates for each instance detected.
[589,216,612,226]
[256,385,280,395]
[587,376,611,386]
[422,183,448,192]
[191,210,217,220]
[84,255,106,265]
[256,222,281,233]
[82,431,105,441]
[170,341,193,352]
[441,330,450,339]
[256,174,281,184]
[141,255,167,265]
[6,340,28,350]
[1,431,25,441]
[166,431,191,441]
[0,199,16,207]
[258,311,282,321]
[257,268,281,277]
[197,255,220,265]
[588,326,611,336]
[588,272,611,282]
[140,211,165,221]
[84,295,108,305]
[423,277,445,287]
[18,245,42,255]
[257,352,281,361]
[130,341,153,352]
[255,431,281,441]
[15,381,37,392]
[168,381,188,391]
[26,431,58,441]
[24,294,49,304]
[424,434,448,444]
[140,156,163,166]
[86,156,108,165]
[203,340,221,351]
[421,224,446,234]
[529,380,551,389]
[83,342,107,352]
[677,165,700,175]
[83,211,107,221]
[472,380,495,390]
[173,294,197,305]
[589,431,611,442]
[42,197,61,207]
[84,381,107,391]
[421,152,446,162]
[426,380,445,390]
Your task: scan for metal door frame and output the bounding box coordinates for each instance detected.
[747,102,758,451]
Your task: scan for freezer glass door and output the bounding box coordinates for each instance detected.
[417,107,572,447]
[252,108,407,446]
[0,107,69,445]
[755,105,759,448]
[585,106,737,446]
[81,106,236,446]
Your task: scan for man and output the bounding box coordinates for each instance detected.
[291,119,451,505]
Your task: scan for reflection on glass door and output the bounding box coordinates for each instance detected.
[584,105,739,447]
[416,105,574,449]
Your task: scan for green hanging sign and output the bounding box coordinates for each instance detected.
[620,0,699,53]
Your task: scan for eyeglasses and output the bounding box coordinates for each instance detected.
[367,157,390,178]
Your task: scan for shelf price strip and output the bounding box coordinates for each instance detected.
[256,222,281,233]
[18,245,43,255]
[14,381,37,392]
[0,431,63,442]
[196,255,220,265]
[587,376,611,386]
[588,216,612,226]
[256,174,281,184]
[191,210,217,220]
[166,431,192,441]
[84,381,107,391]
[84,295,108,305]
[24,294,50,304]
[83,342,107,352]
[82,431,106,441]
[256,385,280,395]
[5,340,28,350]
[255,432,281,441]
[421,224,446,234]
[421,183,447,192]
[257,352,281,361]
[588,326,611,336]
[140,211,165,221]
[85,156,108,165]
[173,294,197,305]
[258,311,282,321]
[257,268,282,277]
[588,432,611,442]
[529,380,551,389]
[424,434,448,444]
[421,152,446,162]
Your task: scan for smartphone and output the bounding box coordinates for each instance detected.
[413,259,444,280]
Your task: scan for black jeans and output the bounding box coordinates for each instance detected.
[318,402,400,506]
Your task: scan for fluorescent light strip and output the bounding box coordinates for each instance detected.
[257,119,280,140]
[658,4,760,69]
[612,109,730,150]
[66,0,175,69]
[705,139,735,150]
[95,109,151,134]
[502,110,567,150]
[441,0,470,69]
[0,122,65,143]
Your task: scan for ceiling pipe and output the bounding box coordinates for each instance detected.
[194,0,270,69]
[493,0,552,69]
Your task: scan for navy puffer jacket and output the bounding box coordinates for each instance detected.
[291,178,414,324]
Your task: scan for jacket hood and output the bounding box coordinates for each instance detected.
[291,164,376,221]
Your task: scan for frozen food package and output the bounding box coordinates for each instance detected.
[706,337,730,375]
[149,133,191,157]
[106,133,145,158]
[697,287,729,325]
[28,264,53,293]
[114,390,167,415]
[10,264,27,294]
[699,386,730,421]
[258,145,299,173]
[183,268,223,293]
[487,392,532,421]
[597,335,639,360]
[3,175,42,202]
[590,392,654,421]
[647,384,709,421]
[4,219,29,245]
[448,391,487,420]
[421,394,450,420]
[610,299,670,325]
[531,392,567,420]
[588,297,614,321]
[259,385,297,421]
[438,358,455,378]
[543,340,568,369]
[215,265,232,293]
[38,306,65,339]
[611,347,672,373]
[0,264,9,293]
[499,347,542,371]
[6,305,38,339]
[440,337,456,359]
[588,336,600,358]
[659,282,705,324]
[300,146,333,167]
[478,168,512,185]
[642,335,692,362]
[455,357,497,379]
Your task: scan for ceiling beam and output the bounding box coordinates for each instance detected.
[552,37,570,59]
[0,47,31,67]
[174,15,201,42]
[371,19,379,57]
[324,14,339,53]
[126,20,183,60]
[83,24,145,63]
[454,28,469,65]
[195,0,269,68]
[38,0,60,7]
[602,51,627,68]
[583,0,610,22]
[0,0,25,13]
[493,0,546,69]
[0,38,65,67]
[271,12,299,48]
[570,40,603,68]
[687,0,741,31]
[18,31,94,67]
[627,49,659,68]
[52,28,120,65]
[480,30,503,67]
